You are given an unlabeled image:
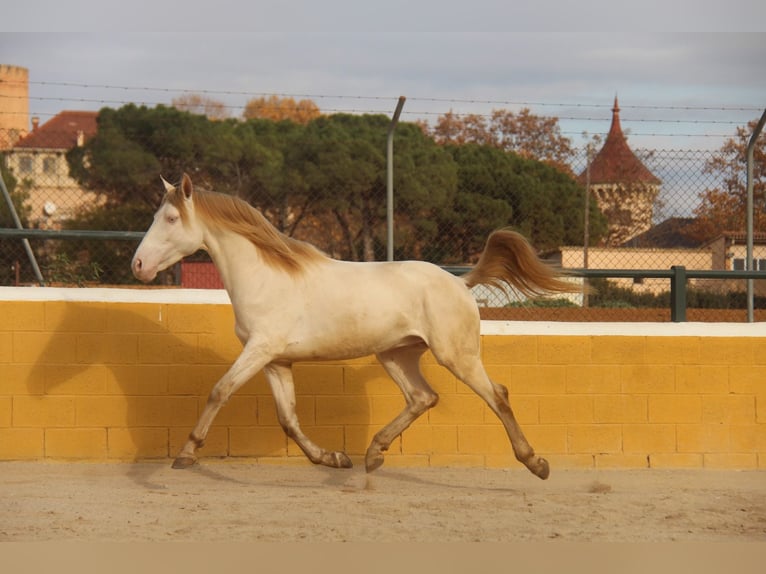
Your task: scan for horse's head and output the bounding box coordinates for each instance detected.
[131,173,205,282]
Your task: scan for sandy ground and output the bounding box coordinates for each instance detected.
[0,461,765,543]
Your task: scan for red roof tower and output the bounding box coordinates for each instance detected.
[580,97,661,246]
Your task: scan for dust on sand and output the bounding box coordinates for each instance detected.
[1,461,764,542]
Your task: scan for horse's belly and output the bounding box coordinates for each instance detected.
[277,310,426,361]
[279,331,424,361]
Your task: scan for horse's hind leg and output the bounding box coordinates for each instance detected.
[443,355,549,480]
[366,344,438,472]
[264,363,352,469]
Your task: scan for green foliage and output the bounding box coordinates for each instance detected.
[587,278,668,308]
[0,159,34,285]
[64,104,600,275]
[42,252,103,286]
[687,288,766,310]
[585,277,766,310]
[0,159,28,226]
[60,202,153,284]
[443,144,606,259]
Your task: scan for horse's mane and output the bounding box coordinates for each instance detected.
[167,188,326,274]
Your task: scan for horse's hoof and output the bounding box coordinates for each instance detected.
[171,456,197,470]
[365,453,385,473]
[331,451,353,469]
[532,456,550,480]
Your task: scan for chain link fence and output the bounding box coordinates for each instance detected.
[1,115,763,321]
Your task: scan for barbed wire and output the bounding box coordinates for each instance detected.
[0,80,760,144]
[0,96,750,127]
[0,78,761,112]
[2,79,757,113]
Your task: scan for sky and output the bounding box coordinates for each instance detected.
[2,2,766,153]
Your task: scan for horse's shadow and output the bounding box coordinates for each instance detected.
[26,300,375,489]
[28,301,238,486]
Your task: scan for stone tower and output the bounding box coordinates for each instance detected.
[580,97,661,246]
[0,64,30,150]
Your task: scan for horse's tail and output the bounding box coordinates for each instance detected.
[461,229,580,297]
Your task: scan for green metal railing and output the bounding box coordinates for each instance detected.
[0,229,144,241]
[444,265,766,322]
[2,229,766,322]
[577,267,766,322]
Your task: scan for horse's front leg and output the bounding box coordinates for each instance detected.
[264,362,352,469]
[173,342,270,469]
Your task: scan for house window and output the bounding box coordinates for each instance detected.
[733,258,766,271]
[18,156,33,174]
[43,156,57,174]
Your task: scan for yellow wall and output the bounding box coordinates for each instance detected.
[1,297,764,470]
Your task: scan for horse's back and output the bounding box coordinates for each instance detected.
[330,259,475,309]
[323,259,481,346]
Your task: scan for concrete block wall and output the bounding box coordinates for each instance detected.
[1,289,764,470]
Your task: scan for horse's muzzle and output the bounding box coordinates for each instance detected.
[131,256,155,283]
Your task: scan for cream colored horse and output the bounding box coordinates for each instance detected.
[132,174,576,479]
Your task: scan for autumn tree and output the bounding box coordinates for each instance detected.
[425,107,575,174]
[243,95,321,124]
[171,93,229,120]
[688,118,766,243]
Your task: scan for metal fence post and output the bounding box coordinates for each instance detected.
[670,265,687,322]
[386,96,405,262]
[746,108,766,323]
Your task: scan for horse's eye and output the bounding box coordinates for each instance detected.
[167,216,178,224]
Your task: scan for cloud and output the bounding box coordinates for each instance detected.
[5,0,766,32]
[2,31,764,152]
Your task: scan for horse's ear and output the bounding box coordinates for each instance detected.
[180,173,193,200]
[160,175,175,193]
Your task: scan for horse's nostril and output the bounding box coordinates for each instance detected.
[134,258,142,271]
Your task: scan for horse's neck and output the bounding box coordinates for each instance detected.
[203,226,287,298]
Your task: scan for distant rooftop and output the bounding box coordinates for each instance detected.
[621,217,700,248]
[579,97,661,186]
[14,110,98,150]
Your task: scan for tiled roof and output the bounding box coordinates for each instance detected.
[621,217,701,248]
[14,111,98,150]
[713,231,766,243]
[579,98,661,186]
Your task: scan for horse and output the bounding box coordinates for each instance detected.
[131,173,577,480]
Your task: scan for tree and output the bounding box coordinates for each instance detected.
[441,143,606,260]
[425,107,575,174]
[63,102,599,275]
[0,162,33,284]
[243,96,321,124]
[689,118,766,242]
[172,93,229,120]
[0,161,27,226]
[230,118,313,235]
[296,114,456,261]
[67,104,246,210]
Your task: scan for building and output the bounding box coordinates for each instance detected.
[558,244,712,295]
[0,64,29,150]
[554,220,766,297]
[4,110,100,227]
[579,97,661,246]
